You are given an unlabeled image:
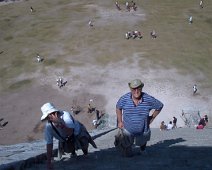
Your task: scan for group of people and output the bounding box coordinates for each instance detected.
[115,1,137,11]
[125,30,157,40]
[188,1,204,24]
[41,79,164,169]
[160,117,177,131]
[56,77,67,88]
[125,1,137,11]
[36,54,68,89]
[125,30,143,39]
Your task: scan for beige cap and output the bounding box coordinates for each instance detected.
[128,79,144,88]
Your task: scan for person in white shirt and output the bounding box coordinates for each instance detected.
[189,16,193,24]
[193,84,197,95]
[200,0,203,8]
[41,103,97,170]
[167,121,173,130]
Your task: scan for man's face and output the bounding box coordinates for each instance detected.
[131,86,142,99]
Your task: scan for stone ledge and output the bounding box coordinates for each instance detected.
[0,127,116,170]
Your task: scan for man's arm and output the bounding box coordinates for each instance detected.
[150,97,163,124]
[116,108,123,128]
[150,110,161,124]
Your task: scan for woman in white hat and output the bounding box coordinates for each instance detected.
[41,103,97,170]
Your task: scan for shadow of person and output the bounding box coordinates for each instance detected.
[22,133,212,170]
[0,118,8,128]
[1,121,8,127]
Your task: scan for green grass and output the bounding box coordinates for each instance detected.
[0,0,211,91]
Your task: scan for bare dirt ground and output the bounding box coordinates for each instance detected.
[0,0,211,145]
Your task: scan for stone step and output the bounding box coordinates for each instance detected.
[1,127,212,170]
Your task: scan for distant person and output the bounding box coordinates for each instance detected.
[126,1,130,11]
[167,121,173,130]
[92,119,98,128]
[196,117,206,129]
[173,116,177,128]
[189,16,193,24]
[36,54,42,62]
[30,6,34,13]
[116,79,163,156]
[193,84,197,95]
[115,1,121,10]
[204,115,208,124]
[88,20,94,27]
[56,77,67,88]
[87,103,93,113]
[160,121,167,131]
[150,30,157,39]
[56,77,63,88]
[87,99,95,113]
[131,0,137,11]
[125,31,132,39]
[40,103,97,170]
[200,0,203,8]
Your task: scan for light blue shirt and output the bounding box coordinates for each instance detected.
[44,111,81,144]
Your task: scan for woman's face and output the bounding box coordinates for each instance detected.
[47,112,59,123]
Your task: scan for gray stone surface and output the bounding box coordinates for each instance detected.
[0,128,114,170]
[1,127,212,170]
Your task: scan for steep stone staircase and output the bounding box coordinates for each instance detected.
[1,128,212,170]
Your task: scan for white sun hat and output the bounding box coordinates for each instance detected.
[41,103,59,121]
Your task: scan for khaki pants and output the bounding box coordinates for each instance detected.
[114,128,151,157]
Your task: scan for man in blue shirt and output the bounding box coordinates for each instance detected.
[116,79,163,156]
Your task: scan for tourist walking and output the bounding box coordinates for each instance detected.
[167,121,174,130]
[189,16,193,24]
[116,79,163,157]
[173,116,177,128]
[40,103,97,170]
[200,0,203,8]
[193,84,197,95]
